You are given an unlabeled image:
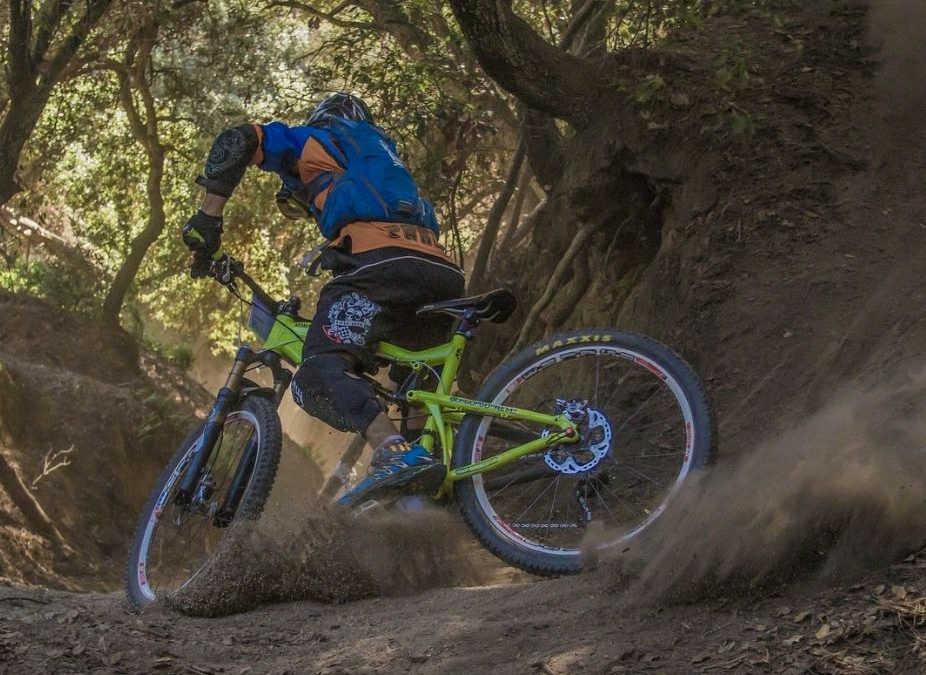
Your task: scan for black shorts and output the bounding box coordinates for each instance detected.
[303,247,466,371]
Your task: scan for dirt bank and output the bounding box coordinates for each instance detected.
[0,290,323,591]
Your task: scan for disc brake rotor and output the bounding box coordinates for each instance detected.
[544,402,613,475]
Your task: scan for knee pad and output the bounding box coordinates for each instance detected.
[291,354,382,434]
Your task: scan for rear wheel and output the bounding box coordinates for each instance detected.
[454,330,715,575]
[125,395,282,608]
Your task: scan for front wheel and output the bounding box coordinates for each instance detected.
[125,395,282,608]
[454,330,715,576]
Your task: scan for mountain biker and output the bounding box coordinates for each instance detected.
[181,93,464,506]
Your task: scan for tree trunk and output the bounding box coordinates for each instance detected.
[100,28,167,327]
[0,100,41,204]
[499,164,535,250]
[468,137,526,292]
[0,0,112,206]
[101,146,166,326]
[448,0,601,126]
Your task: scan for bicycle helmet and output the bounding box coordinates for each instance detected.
[307,92,374,125]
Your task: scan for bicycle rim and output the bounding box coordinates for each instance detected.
[134,410,260,603]
[470,344,697,557]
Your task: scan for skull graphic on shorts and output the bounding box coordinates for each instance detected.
[323,292,381,346]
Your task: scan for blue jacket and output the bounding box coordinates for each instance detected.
[253,120,439,240]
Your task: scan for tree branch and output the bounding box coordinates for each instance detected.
[267,0,376,30]
[7,0,34,97]
[499,162,534,249]
[508,219,604,356]
[0,451,67,546]
[41,0,112,90]
[29,0,71,69]
[468,136,525,291]
[448,0,600,126]
[560,0,604,51]
[351,0,433,55]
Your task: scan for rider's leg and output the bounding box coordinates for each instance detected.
[292,350,441,505]
[294,249,464,504]
[290,352,382,434]
[364,412,403,449]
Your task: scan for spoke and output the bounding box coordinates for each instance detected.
[620,463,664,488]
[544,475,562,538]
[489,468,546,504]
[487,420,541,446]
[599,477,649,512]
[622,460,682,475]
[512,476,559,523]
[207,425,229,473]
[487,471,528,498]
[625,451,683,460]
[565,479,573,527]
[587,480,618,521]
[616,389,662,434]
[618,416,678,436]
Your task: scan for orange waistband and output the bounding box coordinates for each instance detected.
[330,221,453,262]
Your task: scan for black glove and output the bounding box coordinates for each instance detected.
[182,210,223,257]
[189,252,213,279]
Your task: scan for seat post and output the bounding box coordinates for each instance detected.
[453,308,480,339]
[439,331,470,397]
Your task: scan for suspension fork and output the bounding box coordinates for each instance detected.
[176,346,256,505]
[214,352,292,522]
[213,440,257,526]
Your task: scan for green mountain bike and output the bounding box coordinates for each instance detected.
[125,254,715,608]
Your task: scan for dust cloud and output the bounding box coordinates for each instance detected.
[603,372,926,599]
[166,501,503,617]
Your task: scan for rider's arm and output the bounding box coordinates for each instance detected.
[196,121,344,207]
[195,124,263,205]
[257,121,343,179]
[185,122,343,269]
[183,123,262,270]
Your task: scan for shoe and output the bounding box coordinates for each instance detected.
[337,440,446,509]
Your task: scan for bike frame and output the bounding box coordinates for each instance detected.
[179,256,578,505]
[257,303,579,493]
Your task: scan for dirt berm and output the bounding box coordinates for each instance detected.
[0,290,322,592]
[2,0,926,673]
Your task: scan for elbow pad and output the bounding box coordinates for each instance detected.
[196,124,260,198]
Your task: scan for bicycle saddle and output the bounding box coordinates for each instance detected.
[417,289,517,323]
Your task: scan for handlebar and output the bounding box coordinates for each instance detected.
[208,253,295,315]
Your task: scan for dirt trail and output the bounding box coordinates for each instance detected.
[2,551,925,674]
[3,1,926,673]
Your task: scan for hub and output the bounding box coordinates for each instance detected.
[543,400,613,475]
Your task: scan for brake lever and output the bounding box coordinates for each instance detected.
[210,254,234,285]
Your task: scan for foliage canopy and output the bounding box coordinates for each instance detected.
[0,0,721,356]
